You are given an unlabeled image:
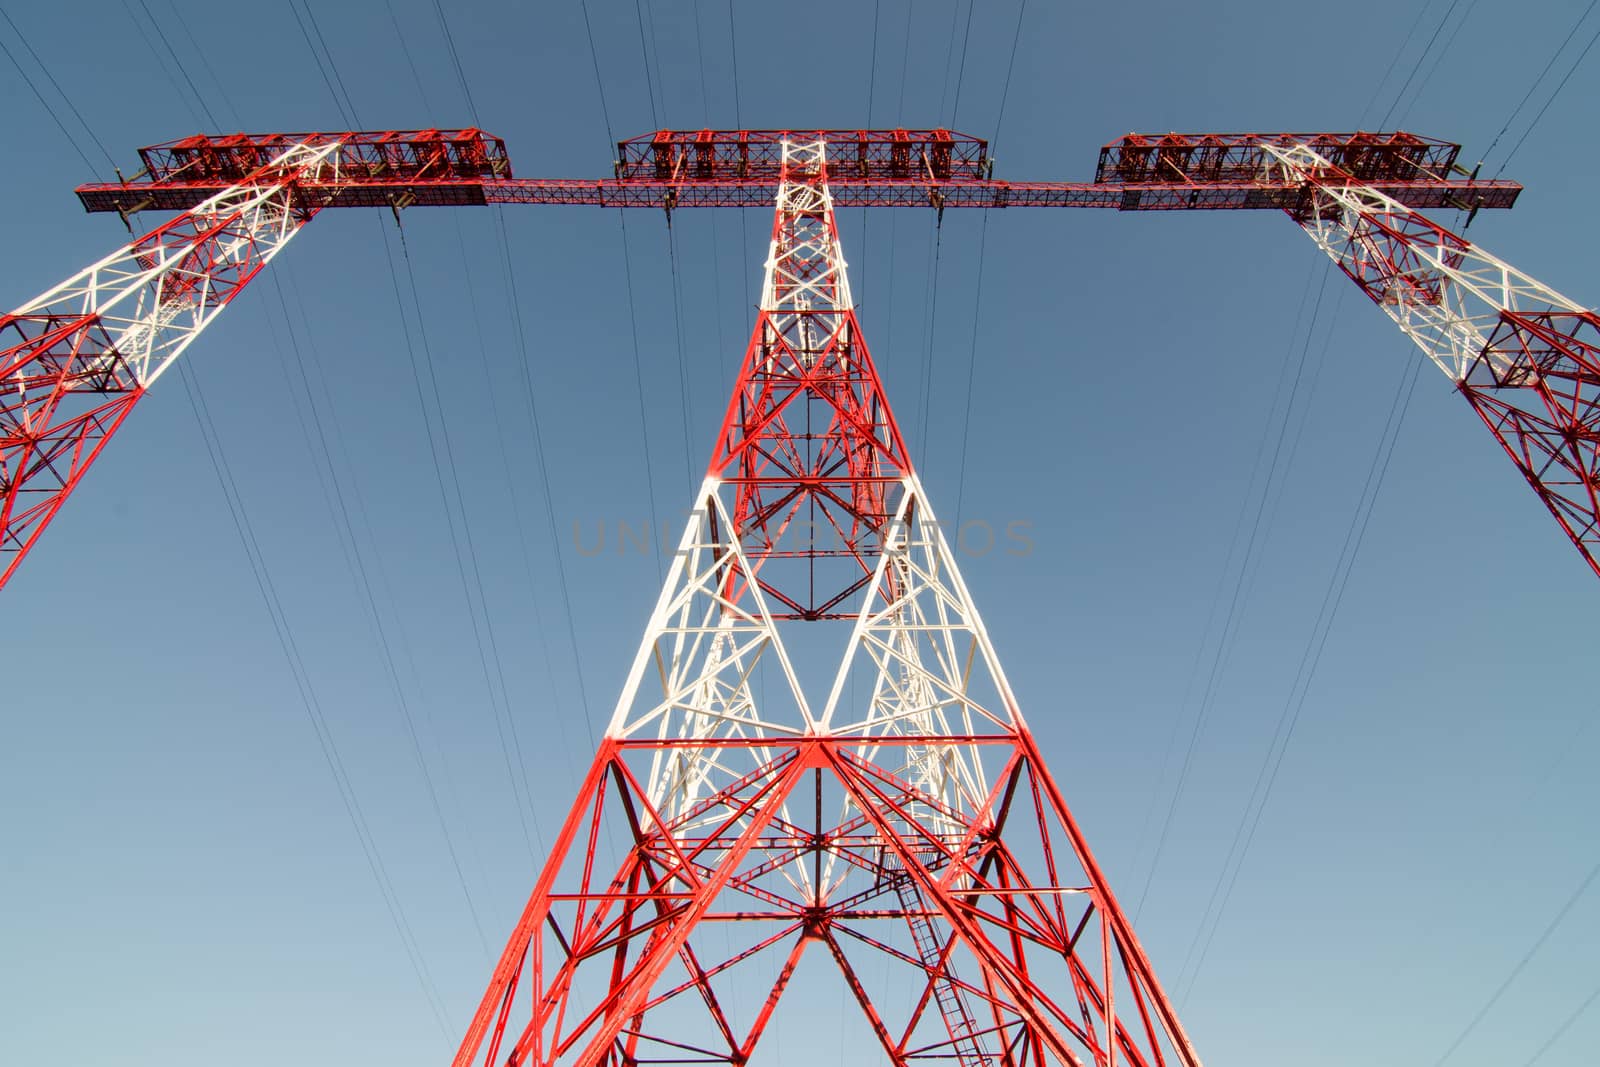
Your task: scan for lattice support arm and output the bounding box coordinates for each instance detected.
[1260,142,1600,577]
[0,140,344,589]
[77,128,1521,215]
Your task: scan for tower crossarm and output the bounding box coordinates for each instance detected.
[1258,141,1600,577]
[78,129,509,214]
[1099,131,1462,183]
[615,128,990,183]
[76,128,1520,215]
[26,125,1597,599]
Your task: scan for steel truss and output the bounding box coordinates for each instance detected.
[3,109,1592,1067]
[0,130,514,587]
[76,128,1518,215]
[449,140,1202,1067]
[31,125,1594,590]
[0,140,340,585]
[1258,142,1600,576]
[4,120,1595,1062]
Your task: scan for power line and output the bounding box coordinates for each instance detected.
[387,0,602,791]
[579,0,616,144]
[0,5,117,172]
[1392,0,1485,126]
[1524,981,1600,1065]
[268,268,495,956]
[175,355,453,1037]
[992,0,1028,154]
[727,0,751,314]
[633,0,662,128]
[859,0,882,307]
[690,0,733,467]
[1496,20,1600,174]
[104,0,482,1021]
[641,0,670,123]
[1132,262,1331,922]
[361,6,597,759]
[114,0,205,129]
[1356,0,1440,125]
[430,0,482,124]
[949,0,976,127]
[492,213,600,743]
[133,0,221,128]
[303,0,364,122]
[0,36,102,177]
[159,0,239,126]
[881,0,919,381]
[1141,286,1348,936]
[953,0,1028,527]
[613,0,671,581]
[617,209,669,583]
[1181,335,1424,1001]
[123,1,499,1024]
[1480,0,1598,168]
[933,0,964,129]
[129,0,242,132]
[284,0,550,900]
[1434,854,1600,1065]
[374,228,544,863]
[915,0,970,474]
[1226,283,1348,644]
[1378,0,1464,129]
[385,0,432,119]
[446,217,577,781]
[916,226,945,456]
[951,212,989,528]
[286,0,359,126]
[668,224,699,489]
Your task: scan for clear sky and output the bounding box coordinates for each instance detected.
[2,1,1597,1065]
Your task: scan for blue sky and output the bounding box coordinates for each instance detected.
[2,0,1598,1064]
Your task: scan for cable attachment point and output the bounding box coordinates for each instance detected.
[388,190,417,230]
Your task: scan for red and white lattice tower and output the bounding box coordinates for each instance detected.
[9,123,1596,1064]
[1255,140,1600,564]
[16,128,1597,593]
[0,141,338,581]
[2,130,510,587]
[449,137,1203,1067]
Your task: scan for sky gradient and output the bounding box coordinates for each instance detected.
[2,1,1598,1065]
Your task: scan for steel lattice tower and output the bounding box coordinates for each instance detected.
[5,122,1599,1066]
[447,138,1201,1067]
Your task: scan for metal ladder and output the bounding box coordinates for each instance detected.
[889,861,992,1067]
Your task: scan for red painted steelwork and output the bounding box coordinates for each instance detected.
[1,167,321,586]
[449,139,1202,1067]
[2,131,515,590]
[1096,130,1463,185]
[706,150,909,619]
[1462,311,1600,575]
[448,734,1203,1067]
[75,128,1520,215]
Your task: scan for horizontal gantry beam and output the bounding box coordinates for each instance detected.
[75,128,1521,217]
[78,177,1518,213]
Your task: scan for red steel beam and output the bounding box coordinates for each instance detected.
[74,128,1521,217]
[131,128,510,184]
[1095,130,1464,184]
